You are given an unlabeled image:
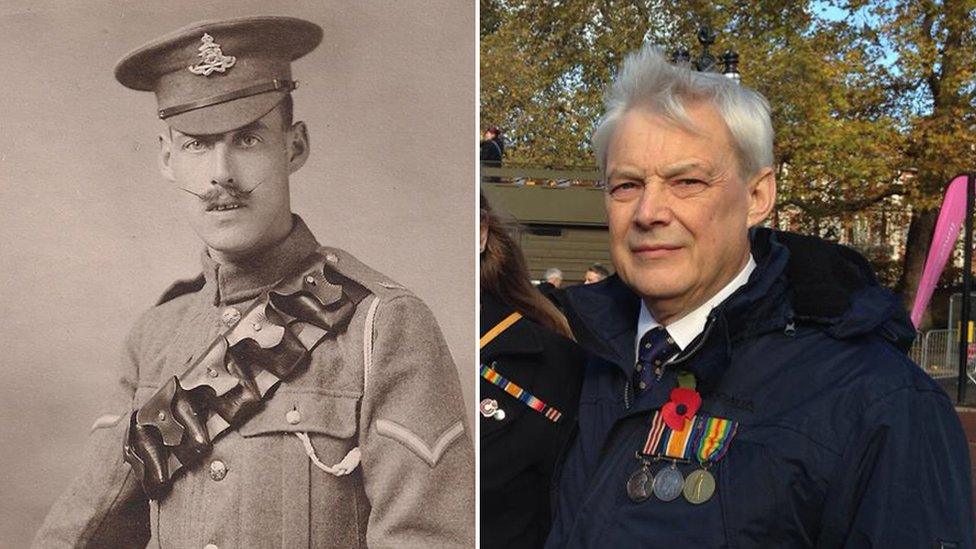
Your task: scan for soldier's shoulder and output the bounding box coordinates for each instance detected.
[134,274,204,329]
[319,246,418,301]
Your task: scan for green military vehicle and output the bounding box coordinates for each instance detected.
[482,166,612,285]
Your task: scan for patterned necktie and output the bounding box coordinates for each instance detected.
[634,327,679,396]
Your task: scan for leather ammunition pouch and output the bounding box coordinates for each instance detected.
[123,252,370,499]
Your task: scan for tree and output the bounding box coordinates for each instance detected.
[874,0,976,309]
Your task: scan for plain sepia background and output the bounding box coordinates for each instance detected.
[0,1,475,545]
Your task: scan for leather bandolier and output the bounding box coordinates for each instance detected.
[123,251,371,499]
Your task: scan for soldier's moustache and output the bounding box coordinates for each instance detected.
[180,179,267,203]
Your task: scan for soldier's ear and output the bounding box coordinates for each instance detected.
[287,121,309,174]
[158,130,176,182]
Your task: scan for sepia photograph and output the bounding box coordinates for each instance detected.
[1,1,475,547]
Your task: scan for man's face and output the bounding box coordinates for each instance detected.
[604,103,773,321]
[159,106,308,262]
[583,270,603,284]
[547,275,562,288]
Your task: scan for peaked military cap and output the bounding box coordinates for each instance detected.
[115,16,322,134]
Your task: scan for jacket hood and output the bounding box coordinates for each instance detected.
[564,228,916,366]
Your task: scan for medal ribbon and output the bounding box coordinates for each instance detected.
[641,410,737,463]
[693,415,738,464]
[657,415,699,459]
[641,411,667,455]
[480,364,563,422]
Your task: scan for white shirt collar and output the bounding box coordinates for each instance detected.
[635,254,757,354]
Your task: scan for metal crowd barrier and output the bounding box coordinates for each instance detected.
[909,329,976,383]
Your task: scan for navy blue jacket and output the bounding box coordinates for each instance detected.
[546,229,973,548]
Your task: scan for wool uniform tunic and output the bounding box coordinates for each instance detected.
[34,217,474,548]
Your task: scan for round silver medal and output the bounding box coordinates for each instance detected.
[626,467,652,503]
[682,469,716,504]
[652,465,684,502]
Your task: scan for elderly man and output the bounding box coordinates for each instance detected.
[546,46,972,547]
[33,16,472,548]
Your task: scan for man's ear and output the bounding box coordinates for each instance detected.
[746,166,776,228]
[158,130,176,182]
[287,121,309,174]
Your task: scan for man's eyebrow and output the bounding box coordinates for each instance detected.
[658,160,710,178]
[606,165,645,181]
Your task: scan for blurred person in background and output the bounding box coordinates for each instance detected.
[583,263,610,284]
[480,193,584,548]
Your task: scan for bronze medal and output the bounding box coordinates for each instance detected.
[652,463,684,502]
[682,468,716,504]
[626,466,653,503]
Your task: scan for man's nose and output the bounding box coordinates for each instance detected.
[633,182,674,228]
[210,141,235,187]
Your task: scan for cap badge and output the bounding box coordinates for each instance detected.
[188,33,237,76]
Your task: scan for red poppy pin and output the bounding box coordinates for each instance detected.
[662,387,701,431]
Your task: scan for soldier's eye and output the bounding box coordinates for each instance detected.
[181,139,207,152]
[236,133,263,148]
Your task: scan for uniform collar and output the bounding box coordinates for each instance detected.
[201,214,320,305]
[635,254,756,354]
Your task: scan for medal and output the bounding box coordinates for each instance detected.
[632,408,739,504]
[652,462,684,502]
[626,464,653,503]
[682,468,715,504]
[479,398,505,421]
[479,398,498,417]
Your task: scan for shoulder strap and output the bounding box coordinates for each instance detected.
[479,311,522,349]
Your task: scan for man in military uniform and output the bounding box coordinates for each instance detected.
[33,16,473,548]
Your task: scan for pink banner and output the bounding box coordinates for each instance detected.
[911,175,972,327]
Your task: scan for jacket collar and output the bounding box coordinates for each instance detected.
[564,228,792,390]
[201,214,321,306]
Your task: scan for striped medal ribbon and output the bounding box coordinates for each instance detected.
[479,311,563,423]
[693,415,738,465]
[641,410,699,460]
[480,364,563,422]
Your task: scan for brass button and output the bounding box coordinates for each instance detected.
[251,322,262,332]
[325,252,339,263]
[634,363,644,372]
[209,460,227,482]
[286,409,302,425]
[207,367,218,378]
[221,307,241,326]
[638,381,647,390]
[305,275,316,285]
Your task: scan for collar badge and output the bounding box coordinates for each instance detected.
[188,33,237,76]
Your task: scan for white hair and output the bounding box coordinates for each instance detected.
[591,45,774,180]
[544,267,563,280]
